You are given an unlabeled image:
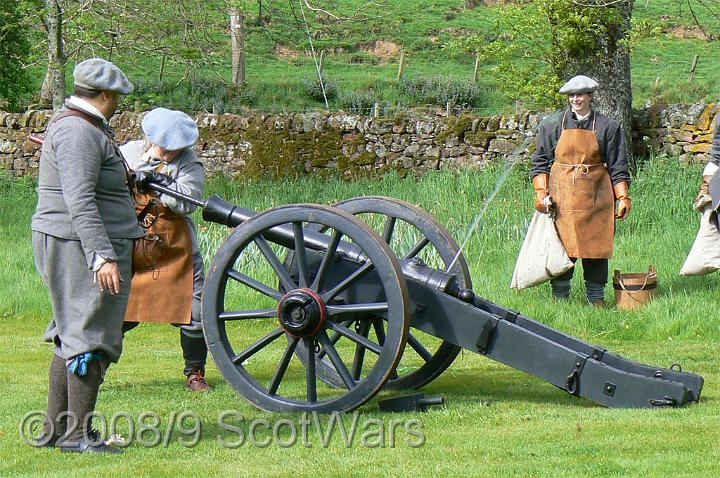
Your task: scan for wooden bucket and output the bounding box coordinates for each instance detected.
[613,266,657,310]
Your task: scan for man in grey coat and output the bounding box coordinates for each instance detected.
[31,58,143,453]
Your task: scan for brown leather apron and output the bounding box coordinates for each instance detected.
[125,192,194,324]
[549,112,615,259]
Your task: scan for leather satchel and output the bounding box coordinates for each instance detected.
[131,191,186,274]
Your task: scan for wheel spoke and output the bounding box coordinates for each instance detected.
[303,337,317,403]
[254,235,296,292]
[310,230,342,293]
[220,308,277,321]
[382,216,397,244]
[329,321,382,355]
[316,319,353,361]
[227,269,282,300]
[327,302,389,317]
[321,261,374,302]
[319,331,356,390]
[292,222,309,288]
[268,336,300,395]
[372,317,386,345]
[351,321,372,380]
[372,318,397,380]
[407,333,433,363]
[403,237,430,260]
[232,327,285,365]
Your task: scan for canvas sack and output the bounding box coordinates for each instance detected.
[511,211,574,289]
[680,205,720,276]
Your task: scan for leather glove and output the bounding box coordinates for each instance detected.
[693,175,713,211]
[532,173,553,213]
[613,181,631,220]
[133,170,173,193]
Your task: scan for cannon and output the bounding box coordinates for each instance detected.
[137,182,703,413]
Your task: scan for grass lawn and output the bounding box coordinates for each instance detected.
[1,158,719,477]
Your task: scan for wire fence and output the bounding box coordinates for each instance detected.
[185,102,550,118]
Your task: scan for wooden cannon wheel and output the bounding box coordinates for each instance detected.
[202,204,410,412]
[290,196,472,390]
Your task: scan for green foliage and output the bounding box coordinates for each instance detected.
[445,0,653,108]
[398,76,481,107]
[302,76,339,102]
[5,1,720,112]
[0,169,35,196]
[127,78,255,113]
[339,90,378,113]
[0,0,35,110]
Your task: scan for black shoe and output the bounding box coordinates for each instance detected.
[59,430,123,454]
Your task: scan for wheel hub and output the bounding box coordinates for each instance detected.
[278,288,327,337]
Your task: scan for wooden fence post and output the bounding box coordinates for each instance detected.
[396,50,405,83]
[473,53,480,83]
[689,54,699,82]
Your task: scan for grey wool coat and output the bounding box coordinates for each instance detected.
[32,101,144,363]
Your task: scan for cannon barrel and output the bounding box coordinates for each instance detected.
[148,182,461,294]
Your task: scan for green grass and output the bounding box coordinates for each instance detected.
[1,157,719,476]
[18,1,720,113]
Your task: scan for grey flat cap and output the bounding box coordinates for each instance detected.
[142,108,199,150]
[559,75,598,95]
[73,58,134,95]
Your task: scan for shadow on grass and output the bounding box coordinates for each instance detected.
[417,367,598,409]
[660,273,719,296]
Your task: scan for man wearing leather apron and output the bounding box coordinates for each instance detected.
[121,108,211,391]
[531,75,632,306]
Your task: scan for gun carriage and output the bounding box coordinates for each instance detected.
[142,181,703,413]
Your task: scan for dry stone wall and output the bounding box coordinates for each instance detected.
[1,103,717,179]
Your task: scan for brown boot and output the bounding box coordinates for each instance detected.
[186,368,211,392]
[589,299,607,308]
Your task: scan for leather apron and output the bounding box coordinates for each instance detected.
[549,111,615,259]
[125,188,194,325]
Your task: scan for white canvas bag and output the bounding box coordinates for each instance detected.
[511,211,574,289]
[680,205,720,276]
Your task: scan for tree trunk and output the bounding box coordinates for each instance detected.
[40,0,67,111]
[552,0,635,169]
[230,7,245,86]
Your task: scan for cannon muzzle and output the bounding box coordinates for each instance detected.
[202,194,257,228]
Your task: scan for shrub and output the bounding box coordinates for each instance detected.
[339,90,377,113]
[302,77,338,102]
[127,78,254,113]
[399,76,481,107]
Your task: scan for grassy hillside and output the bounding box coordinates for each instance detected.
[23,1,719,114]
